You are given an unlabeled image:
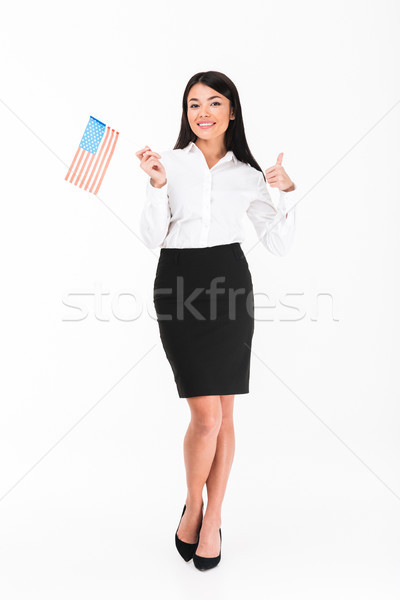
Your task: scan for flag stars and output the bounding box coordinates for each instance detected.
[79,116,106,153]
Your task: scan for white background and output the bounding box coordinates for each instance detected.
[0,0,399,597]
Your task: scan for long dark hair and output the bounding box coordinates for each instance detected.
[173,71,265,180]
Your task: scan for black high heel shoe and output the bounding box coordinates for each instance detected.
[193,527,222,571]
[175,504,204,562]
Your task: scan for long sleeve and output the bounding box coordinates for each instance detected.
[139,179,171,249]
[246,171,296,256]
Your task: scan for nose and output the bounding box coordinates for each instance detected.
[199,108,210,118]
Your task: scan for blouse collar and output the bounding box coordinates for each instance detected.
[183,140,237,166]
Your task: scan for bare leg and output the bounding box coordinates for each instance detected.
[176,395,223,544]
[196,394,235,557]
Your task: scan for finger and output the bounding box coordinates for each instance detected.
[142,150,161,160]
[276,152,284,165]
[144,157,164,173]
[141,155,160,168]
[265,165,280,175]
[135,146,151,158]
[144,156,160,168]
[136,148,162,162]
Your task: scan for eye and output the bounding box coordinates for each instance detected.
[189,102,221,108]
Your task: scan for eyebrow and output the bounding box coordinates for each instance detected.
[188,96,222,102]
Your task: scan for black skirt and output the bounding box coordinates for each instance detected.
[153,242,255,398]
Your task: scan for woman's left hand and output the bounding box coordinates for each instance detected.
[265,153,295,192]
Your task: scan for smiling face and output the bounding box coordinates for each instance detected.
[187,83,235,143]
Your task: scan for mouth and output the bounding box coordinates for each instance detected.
[197,122,216,129]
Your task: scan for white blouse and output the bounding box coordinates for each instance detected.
[139,141,296,256]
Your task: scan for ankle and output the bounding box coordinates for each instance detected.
[202,512,221,527]
[185,497,204,511]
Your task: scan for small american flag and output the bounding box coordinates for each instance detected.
[65,116,119,194]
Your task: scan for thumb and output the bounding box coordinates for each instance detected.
[276,152,284,165]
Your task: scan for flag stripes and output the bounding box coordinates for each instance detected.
[65,116,119,194]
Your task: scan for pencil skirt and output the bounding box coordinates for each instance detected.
[153,242,255,398]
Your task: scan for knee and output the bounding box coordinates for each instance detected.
[191,412,222,436]
[220,413,234,427]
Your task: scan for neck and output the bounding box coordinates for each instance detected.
[195,137,227,159]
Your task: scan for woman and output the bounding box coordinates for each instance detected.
[136,71,296,571]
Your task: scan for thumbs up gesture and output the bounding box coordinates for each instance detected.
[265,152,295,192]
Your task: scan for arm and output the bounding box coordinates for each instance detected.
[246,171,296,257]
[139,178,171,249]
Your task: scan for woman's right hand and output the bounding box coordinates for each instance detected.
[136,146,167,188]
